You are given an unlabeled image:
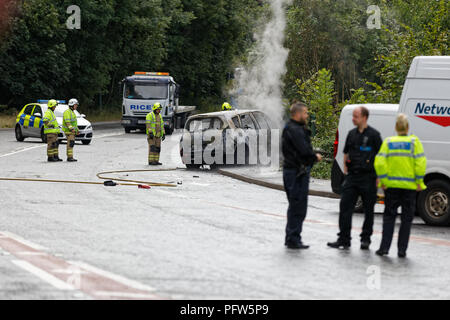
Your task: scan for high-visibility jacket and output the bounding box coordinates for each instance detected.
[374,135,427,190]
[62,108,78,134]
[146,112,165,138]
[43,109,60,134]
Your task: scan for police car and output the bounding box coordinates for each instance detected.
[15,100,93,145]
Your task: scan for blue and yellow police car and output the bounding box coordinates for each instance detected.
[15,100,93,144]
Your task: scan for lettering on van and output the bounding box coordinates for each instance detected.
[130,105,153,111]
[414,102,450,127]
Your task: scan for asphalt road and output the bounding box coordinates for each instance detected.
[0,125,449,300]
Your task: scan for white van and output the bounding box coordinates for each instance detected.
[332,56,450,226]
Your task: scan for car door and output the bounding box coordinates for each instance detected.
[20,104,35,136]
[29,105,44,137]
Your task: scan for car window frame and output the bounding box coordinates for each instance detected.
[252,111,271,130]
[32,105,43,117]
[23,104,34,115]
[239,113,257,130]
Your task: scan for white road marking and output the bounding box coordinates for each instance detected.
[0,145,45,158]
[153,188,189,199]
[15,251,48,256]
[190,182,210,187]
[11,260,75,291]
[0,132,124,159]
[68,261,156,292]
[0,231,47,250]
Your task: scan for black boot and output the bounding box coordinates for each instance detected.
[48,157,57,162]
[327,241,350,249]
[67,158,78,162]
[376,249,389,256]
[54,155,63,162]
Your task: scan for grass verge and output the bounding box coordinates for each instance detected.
[0,115,16,128]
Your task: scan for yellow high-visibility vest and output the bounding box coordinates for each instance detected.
[146,112,165,137]
[374,135,427,190]
[43,109,60,134]
[62,108,78,134]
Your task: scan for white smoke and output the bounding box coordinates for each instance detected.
[231,0,292,128]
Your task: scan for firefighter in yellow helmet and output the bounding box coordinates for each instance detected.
[374,113,427,258]
[43,99,62,162]
[146,103,165,165]
[222,102,233,111]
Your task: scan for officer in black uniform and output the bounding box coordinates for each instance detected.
[282,101,322,249]
[328,106,382,250]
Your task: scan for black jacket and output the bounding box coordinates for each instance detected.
[282,119,317,169]
[343,125,382,175]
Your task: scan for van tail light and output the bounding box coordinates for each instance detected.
[333,129,339,159]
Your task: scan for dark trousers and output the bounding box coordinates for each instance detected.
[283,168,310,245]
[379,188,416,253]
[338,173,377,244]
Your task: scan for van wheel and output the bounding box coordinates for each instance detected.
[124,127,131,133]
[15,125,25,142]
[417,180,450,226]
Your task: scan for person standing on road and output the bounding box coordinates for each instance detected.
[282,101,322,249]
[146,103,165,165]
[328,106,382,250]
[63,99,79,162]
[374,114,427,258]
[43,99,62,162]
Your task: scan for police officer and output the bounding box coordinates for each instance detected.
[146,103,165,165]
[328,106,382,250]
[63,98,79,162]
[43,99,62,162]
[282,102,322,249]
[222,102,233,111]
[374,114,427,258]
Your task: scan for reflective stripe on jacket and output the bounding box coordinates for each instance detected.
[374,135,427,190]
[146,112,165,137]
[43,109,60,134]
[62,108,78,134]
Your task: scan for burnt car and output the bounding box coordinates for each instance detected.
[180,110,277,169]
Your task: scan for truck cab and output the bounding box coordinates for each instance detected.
[121,72,179,134]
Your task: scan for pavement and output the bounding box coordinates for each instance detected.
[0,124,450,300]
[217,167,339,199]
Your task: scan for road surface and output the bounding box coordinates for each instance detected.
[0,126,449,300]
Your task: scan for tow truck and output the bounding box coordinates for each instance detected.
[120,72,196,134]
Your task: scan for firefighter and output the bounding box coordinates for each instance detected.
[374,113,427,258]
[43,99,62,162]
[222,102,233,111]
[63,98,79,162]
[146,103,165,165]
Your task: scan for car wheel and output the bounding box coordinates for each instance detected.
[417,180,450,226]
[82,140,91,145]
[40,128,47,143]
[125,127,131,133]
[15,125,25,142]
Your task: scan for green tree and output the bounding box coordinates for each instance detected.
[0,0,70,106]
